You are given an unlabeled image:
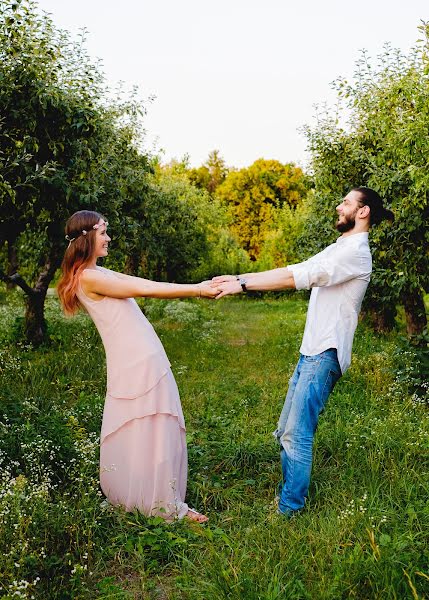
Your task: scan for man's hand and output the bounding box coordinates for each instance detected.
[211,274,237,284]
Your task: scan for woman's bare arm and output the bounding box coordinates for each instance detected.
[80,269,218,299]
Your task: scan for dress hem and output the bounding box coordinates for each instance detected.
[100,410,186,444]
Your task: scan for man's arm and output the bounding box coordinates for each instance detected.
[213,244,371,298]
[213,267,296,298]
[212,252,321,291]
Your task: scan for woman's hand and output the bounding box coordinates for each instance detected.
[198,281,221,299]
[212,280,242,298]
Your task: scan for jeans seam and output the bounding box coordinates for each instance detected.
[320,369,334,404]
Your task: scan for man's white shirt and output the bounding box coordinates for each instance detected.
[287,232,372,374]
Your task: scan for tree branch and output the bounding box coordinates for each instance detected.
[0,269,35,296]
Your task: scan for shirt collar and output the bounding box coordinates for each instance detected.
[336,232,369,245]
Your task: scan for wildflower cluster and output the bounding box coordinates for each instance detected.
[0,469,52,598]
[392,338,429,406]
[0,393,102,596]
[0,347,22,375]
[338,492,369,521]
[6,577,40,599]
[343,399,428,458]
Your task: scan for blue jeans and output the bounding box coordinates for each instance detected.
[274,349,341,515]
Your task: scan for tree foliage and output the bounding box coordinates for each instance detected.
[216,159,308,260]
[256,193,317,270]
[187,149,228,195]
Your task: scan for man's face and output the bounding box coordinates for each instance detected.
[335,191,363,233]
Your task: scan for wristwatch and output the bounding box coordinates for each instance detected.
[238,277,248,293]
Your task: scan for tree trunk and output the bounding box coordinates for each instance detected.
[125,251,140,275]
[24,251,62,346]
[402,289,427,337]
[156,261,165,282]
[362,305,397,332]
[24,289,47,346]
[7,240,19,291]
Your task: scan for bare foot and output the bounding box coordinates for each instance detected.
[186,508,208,523]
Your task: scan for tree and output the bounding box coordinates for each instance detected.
[128,169,209,282]
[304,30,429,335]
[256,193,316,270]
[187,150,229,195]
[216,159,308,260]
[0,0,152,344]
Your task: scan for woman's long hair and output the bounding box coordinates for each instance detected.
[57,210,104,315]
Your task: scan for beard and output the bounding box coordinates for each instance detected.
[336,209,358,233]
[336,218,355,233]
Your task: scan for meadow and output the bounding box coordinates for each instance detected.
[0,291,428,599]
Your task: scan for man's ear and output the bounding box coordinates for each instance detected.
[358,205,370,219]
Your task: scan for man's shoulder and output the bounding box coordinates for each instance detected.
[339,233,371,254]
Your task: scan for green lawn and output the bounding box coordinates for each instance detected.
[0,293,428,599]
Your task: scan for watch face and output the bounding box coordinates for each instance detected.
[239,278,248,291]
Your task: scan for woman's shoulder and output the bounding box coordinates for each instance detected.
[79,267,113,301]
[96,266,123,278]
[81,266,115,280]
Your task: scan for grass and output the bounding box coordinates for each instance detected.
[0,291,428,599]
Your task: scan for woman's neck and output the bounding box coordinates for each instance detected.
[85,259,98,270]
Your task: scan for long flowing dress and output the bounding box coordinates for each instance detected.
[77,266,189,520]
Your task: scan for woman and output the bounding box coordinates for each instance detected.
[57,210,217,522]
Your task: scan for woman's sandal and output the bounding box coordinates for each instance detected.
[186,508,208,523]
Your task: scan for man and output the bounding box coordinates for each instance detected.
[213,187,394,516]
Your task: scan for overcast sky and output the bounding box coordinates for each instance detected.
[36,0,429,168]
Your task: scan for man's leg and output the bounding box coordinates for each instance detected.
[274,357,302,494]
[278,349,341,515]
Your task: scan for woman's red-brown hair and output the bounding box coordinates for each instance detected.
[57,210,105,315]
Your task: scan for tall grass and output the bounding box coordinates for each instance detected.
[0,291,427,599]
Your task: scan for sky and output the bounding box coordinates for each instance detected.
[36,0,429,169]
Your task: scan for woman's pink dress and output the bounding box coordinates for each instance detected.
[77,266,188,520]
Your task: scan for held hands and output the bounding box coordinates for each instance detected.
[198,274,245,299]
[197,280,222,299]
[210,275,243,299]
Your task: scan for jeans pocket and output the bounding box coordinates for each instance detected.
[303,354,321,363]
[320,368,341,404]
[329,367,341,388]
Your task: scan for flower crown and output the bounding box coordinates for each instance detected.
[65,221,108,246]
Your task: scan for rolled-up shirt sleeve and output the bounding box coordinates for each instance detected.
[287,248,370,290]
